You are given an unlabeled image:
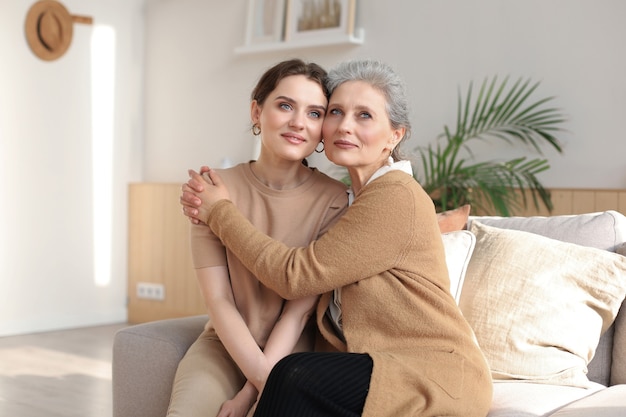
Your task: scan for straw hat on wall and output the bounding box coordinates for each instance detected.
[24,0,92,61]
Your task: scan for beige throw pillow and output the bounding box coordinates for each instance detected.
[460,221,626,388]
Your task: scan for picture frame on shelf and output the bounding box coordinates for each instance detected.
[244,0,287,45]
[285,0,356,42]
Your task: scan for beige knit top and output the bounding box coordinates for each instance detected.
[190,162,348,348]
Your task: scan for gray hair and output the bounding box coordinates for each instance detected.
[325,59,411,161]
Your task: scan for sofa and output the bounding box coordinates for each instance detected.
[112,210,626,417]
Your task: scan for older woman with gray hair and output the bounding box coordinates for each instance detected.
[181,59,492,417]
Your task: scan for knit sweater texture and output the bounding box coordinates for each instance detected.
[190,162,348,347]
[207,170,492,417]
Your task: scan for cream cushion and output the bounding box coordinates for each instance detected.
[440,230,475,303]
[489,381,603,417]
[460,221,626,388]
[549,384,626,417]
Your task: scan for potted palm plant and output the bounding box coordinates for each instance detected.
[415,76,566,216]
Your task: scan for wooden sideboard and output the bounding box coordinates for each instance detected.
[127,183,626,323]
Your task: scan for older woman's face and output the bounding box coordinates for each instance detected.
[322,80,401,172]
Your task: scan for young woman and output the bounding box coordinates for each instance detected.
[181,59,492,417]
[167,59,348,417]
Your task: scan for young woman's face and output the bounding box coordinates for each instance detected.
[252,75,327,162]
[323,80,402,171]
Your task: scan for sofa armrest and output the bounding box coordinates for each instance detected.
[548,384,626,416]
[611,299,626,385]
[112,315,207,417]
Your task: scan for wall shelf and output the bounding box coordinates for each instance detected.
[234,28,365,55]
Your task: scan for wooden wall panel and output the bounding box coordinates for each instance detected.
[618,191,626,214]
[548,190,573,216]
[128,183,205,323]
[510,189,626,217]
[127,184,625,323]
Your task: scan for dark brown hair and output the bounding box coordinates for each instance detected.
[251,59,329,105]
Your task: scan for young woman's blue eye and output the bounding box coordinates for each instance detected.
[329,108,342,116]
[280,102,293,111]
[309,111,322,119]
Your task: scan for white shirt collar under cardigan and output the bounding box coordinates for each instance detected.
[346,157,414,205]
[329,158,414,337]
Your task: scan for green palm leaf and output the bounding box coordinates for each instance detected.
[416,76,566,216]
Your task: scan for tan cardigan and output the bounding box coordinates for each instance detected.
[207,170,492,417]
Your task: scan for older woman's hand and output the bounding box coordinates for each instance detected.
[180,167,230,225]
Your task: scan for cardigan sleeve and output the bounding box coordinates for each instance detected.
[207,172,432,299]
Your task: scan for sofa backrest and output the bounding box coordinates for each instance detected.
[467,210,626,386]
[469,210,626,252]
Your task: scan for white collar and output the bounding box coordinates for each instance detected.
[347,157,413,205]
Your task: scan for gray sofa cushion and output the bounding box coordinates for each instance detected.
[611,298,626,385]
[469,210,626,252]
[112,315,207,417]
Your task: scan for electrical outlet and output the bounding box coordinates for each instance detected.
[136,282,165,301]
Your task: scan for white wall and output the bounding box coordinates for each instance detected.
[0,0,145,336]
[144,0,626,188]
[2,0,624,336]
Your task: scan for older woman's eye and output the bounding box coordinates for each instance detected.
[359,111,372,119]
[329,108,342,116]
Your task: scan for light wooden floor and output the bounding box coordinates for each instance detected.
[0,323,128,417]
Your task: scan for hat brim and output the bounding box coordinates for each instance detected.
[25,0,73,61]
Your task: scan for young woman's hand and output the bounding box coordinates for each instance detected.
[216,398,253,417]
[216,381,258,417]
